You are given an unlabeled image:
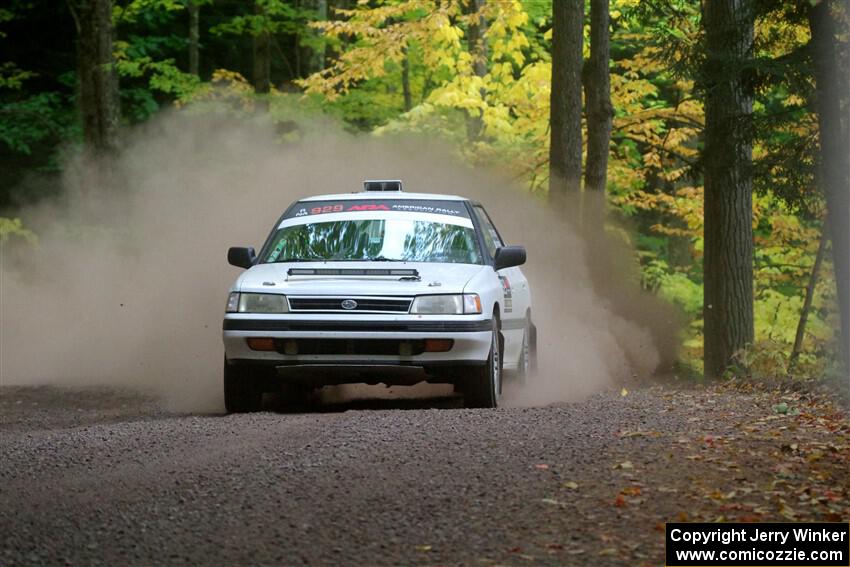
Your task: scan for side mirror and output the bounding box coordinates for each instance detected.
[493,246,526,271]
[228,246,256,269]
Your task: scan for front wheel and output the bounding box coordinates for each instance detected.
[224,360,263,413]
[464,319,501,408]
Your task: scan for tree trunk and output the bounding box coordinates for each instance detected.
[401,46,412,112]
[253,2,271,93]
[67,0,120,156]
[583,0,613,195]
[788,223,828,375]
[702,0,755,378]
[549,0,584,196]
[809,0,850,381]
[300,0,327,77]
[465,0,487,140]
[188,0,199,76]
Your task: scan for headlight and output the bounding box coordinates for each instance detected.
[226,292,289,313]
[410,294,482,314]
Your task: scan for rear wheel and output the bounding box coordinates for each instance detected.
[516,317,537,382]
[224,360,263,413]
[464,318,501,408]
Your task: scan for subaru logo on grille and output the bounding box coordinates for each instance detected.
[341,299,358,310]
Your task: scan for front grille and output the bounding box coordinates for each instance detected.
[287,296,412,313]
[274,338,427,356]
[223,319,493,332]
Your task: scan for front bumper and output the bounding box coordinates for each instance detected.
[222,314,493,367]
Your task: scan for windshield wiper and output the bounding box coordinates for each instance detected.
[278,256,407,263]
[275,257,317,263]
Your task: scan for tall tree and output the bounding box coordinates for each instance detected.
[583,0,613,195]
[702,0,755,378]
[188,0,200,76]
[549,0,584,195]
[465,0,488,140]
[401,46,413,112]
[67,0,120,155]
[808,0,850,380]
[789,224,829,374]
[253,1,271,93]
[299,0,327,77]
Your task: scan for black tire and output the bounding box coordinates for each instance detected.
[278,383,313,411]
[223,360,263,413]
[464,318,501,408]
[516,316,538,382]
[529,322,538,373]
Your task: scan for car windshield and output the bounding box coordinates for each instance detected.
[262,218,483,264]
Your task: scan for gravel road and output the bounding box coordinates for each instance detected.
[2,383,848,566]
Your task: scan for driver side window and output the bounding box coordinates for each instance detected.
[474,205,503,257]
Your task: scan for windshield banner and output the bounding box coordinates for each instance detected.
[284,200,470,220]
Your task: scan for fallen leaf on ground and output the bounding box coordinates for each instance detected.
[619,430,662,438]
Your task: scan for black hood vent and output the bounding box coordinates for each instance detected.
[287,268,419,278]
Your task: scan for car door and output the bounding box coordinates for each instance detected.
[471,205,531,368]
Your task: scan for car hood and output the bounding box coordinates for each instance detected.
[234,262,487,296]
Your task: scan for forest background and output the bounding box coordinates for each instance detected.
[1,0,847,382]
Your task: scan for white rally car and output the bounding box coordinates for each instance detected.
[222,180,535,411]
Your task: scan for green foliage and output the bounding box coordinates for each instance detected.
[0,2,54,156]
[114,0,186,25]
[0,92,70,155]
[210,0,310,37]
[0,217,37,245]
[0,62,34,90]
[643,260,703,316]
[115,49,202,102]
[113,1,205,121]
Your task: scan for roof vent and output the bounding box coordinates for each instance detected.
[364,179,403,192]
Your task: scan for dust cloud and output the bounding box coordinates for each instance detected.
[0,112,678,411]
